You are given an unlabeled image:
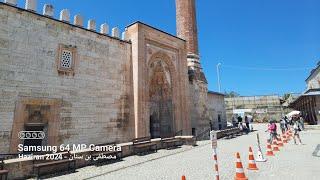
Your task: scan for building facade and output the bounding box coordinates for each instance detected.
[207,91,227,130]
[0,0,219,154]
[306,63,320,89]
[289,62,320,125]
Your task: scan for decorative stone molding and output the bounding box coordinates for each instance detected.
[56,44,77,75]
[100,23,109,35]
[4,0,17,6]
[60,9,70,22]
[112,27,120,38]
[25,0,37,12]
[73,14,83,27]
[87,19,96,31]
[10,97,61,153]
[43,4,54,17]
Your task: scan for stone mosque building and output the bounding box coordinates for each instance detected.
[0,0,227,154]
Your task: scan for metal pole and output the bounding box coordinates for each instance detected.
[213,148,220,180]
[216,63,221,92]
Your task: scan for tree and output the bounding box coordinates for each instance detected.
[225,91,240,98]
[283,93,291,101]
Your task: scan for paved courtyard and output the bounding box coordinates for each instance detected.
[47,124,320,180]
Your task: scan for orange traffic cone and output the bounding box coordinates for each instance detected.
[266,143,274,156]
[286,131,291,140]
[289,130,293,136]
[282,134,288,143]
[234,152,248,180]
[247,147,259,170]
[181,175,186,180]
[272,140,280,151]
[277,137,284,147]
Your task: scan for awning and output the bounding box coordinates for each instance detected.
[288,88,320,108]
[286,110,300,118]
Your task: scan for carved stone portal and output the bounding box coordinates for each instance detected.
[149,60,173,138]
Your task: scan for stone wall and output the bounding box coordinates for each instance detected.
[188,81,209,136]
[0,3,134,153]
[225,95,285,122]
[207,92,227,130]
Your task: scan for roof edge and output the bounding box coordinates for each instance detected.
[126,21,186,42]
[208,90,225,96]
[305,64,320,82]
[0,2,131,44]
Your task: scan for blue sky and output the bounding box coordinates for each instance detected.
[14,0,320,96]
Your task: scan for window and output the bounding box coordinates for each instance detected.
[218,114,221,122]
[61,50,73,68]
[57,44,77,75]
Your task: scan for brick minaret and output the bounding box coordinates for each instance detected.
[176,0,206,82]
[176,0,199,56]
[176,0,208,137]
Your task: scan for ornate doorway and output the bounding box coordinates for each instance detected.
[149,60,174,138]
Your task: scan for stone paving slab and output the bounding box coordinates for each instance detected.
[43,124,320,180]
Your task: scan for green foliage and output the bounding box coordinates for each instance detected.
[283,93,291,100]
[225,91,240,98]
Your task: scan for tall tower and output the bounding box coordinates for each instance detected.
[176,0,209,136]
[176,0,199,57]
[176,0,206,82]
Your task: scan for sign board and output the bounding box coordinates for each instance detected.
[210,131,218,149]
[255,109,268,114]
[233,109,252,114]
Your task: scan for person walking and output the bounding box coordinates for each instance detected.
[266,121,272,143]
[266,120,277,143]
[293,117,303,145]
[245,116,250,131]
[271,120,278,141]
[232,115,237,127]
[299,115,305,130]
[237,115,243,124]
[284,116,289,130]
[280,118,286,134]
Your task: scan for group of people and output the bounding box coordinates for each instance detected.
[267,115,304,145]
[233,115,253,134]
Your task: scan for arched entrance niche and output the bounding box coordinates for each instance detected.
[148,52,176,138]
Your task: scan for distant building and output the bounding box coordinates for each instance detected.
[289,62,320,125]
[225,95,287,122]
[207,91,227,130]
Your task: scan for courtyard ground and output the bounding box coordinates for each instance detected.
[45,124,320,180]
